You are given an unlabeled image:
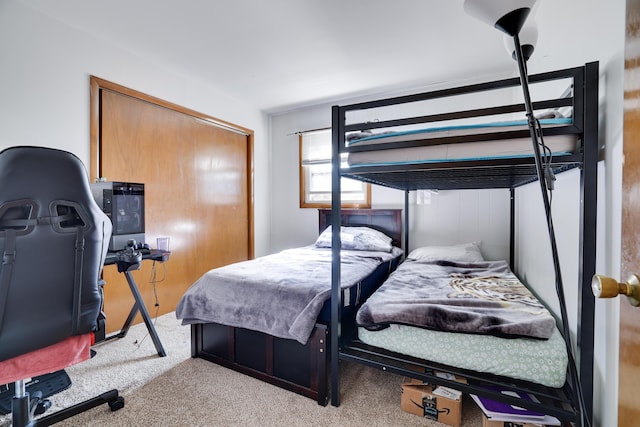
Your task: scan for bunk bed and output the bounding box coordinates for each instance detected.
[330,62,599,425]
[178,208,403,405]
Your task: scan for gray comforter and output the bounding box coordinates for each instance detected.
[356,260,556,339]
[176,246,401,344]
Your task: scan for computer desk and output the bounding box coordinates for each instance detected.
[100,249,171,357]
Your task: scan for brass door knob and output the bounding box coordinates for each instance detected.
[592,274,640,306]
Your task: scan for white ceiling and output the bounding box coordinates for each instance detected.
[20,0,616,114]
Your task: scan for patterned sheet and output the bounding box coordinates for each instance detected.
[356,259,556,339]
[358,324,568,388]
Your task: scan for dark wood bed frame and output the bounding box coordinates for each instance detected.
[191,321,329,403]
[330,62,599,425]
[190,208,402,406]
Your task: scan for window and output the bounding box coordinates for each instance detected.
[299,129,370,209]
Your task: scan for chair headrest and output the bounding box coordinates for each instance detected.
[0,146,95,211]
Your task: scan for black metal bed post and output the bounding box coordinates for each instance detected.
[330,105,343,407]
[577,61,599,424]
[510,187,515,271]
[404,190,410,253]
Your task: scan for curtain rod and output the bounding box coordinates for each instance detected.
[287,119,382,136]
[286,126,330,136]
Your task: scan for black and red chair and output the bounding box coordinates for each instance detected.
[0,146,124,426]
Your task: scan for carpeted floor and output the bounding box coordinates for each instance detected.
[1,313,483,426]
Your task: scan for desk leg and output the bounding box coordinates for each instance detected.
[122,271,167,357]
[115,302,140,339]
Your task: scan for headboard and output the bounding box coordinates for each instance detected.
[318,208,403,249]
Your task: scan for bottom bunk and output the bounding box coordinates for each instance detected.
[340,340,578,422]
[335,246,581,424]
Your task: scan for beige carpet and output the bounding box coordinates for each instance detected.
[1,313,483,426]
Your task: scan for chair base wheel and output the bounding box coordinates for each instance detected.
[108,396,125,412]
[33,398,51,416]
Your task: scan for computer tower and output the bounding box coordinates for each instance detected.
[90,181,145,251]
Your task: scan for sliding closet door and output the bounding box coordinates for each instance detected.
[91,77,253,332]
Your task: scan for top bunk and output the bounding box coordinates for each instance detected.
[332,62,599,191]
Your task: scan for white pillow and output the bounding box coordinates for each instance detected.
[315,226,393,252]
[407,242,483,263]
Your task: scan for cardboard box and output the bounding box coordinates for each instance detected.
[481,413,546,427]
[401,377,462,427]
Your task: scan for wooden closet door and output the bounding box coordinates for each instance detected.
[92,81,253,333]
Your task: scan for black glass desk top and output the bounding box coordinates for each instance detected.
[104,249,170,266]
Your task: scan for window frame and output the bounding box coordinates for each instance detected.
[299,131,371,209]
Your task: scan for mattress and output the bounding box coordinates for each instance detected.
[354,255,568,387]
[358,324,568,388]
[347,118,575,167]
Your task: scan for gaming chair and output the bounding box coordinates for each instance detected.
[0,146,124,425]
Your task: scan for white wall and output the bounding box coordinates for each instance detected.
[0,0,272,256]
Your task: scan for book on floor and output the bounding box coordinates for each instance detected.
[470,387,560,426]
